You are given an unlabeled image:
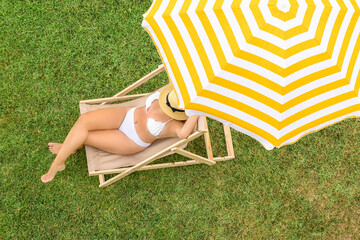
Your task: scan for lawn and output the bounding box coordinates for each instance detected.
[1,0,360,239]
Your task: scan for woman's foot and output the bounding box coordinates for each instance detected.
[41,162,66,183]
[48,142,77,155]
[48,142,63,154]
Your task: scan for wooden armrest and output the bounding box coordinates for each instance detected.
[113,64,165,98]
[80,64,165,105]
[80,94,148,104]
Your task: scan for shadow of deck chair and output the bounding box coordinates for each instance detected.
[79,64,235,187]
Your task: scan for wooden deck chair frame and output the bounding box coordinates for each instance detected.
[79,64,235,187]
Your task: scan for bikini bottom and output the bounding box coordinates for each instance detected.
[119,107,151,148]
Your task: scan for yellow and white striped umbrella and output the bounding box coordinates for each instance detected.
[142,0,360,150]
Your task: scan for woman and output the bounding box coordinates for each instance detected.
[41,84,198,183]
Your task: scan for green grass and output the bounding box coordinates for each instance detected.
[1,0,360,239]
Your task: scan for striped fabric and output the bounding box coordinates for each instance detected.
[142,0,360,150]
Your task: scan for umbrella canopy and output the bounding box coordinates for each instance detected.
[142,0,360,150]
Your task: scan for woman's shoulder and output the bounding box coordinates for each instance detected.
[146,91,161,108]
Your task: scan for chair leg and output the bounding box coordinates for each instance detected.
[99,174,105,184]
[171,147,216,165]
[202,118,214,161]
[223,124,235,158]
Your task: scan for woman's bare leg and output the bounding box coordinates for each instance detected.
[47,128,145,155]
[41,107,131,183]
[84,129,146,155]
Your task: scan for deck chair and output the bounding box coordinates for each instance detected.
[79,64,235,187]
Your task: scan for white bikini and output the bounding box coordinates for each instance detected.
[118,92,173,148]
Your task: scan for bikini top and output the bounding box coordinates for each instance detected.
[145,91,173,137]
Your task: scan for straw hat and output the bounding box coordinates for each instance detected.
[159,84,188,121]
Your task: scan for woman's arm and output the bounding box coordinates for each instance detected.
[176,115,199,139]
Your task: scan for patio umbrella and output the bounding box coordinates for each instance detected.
[142,0,360,150]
